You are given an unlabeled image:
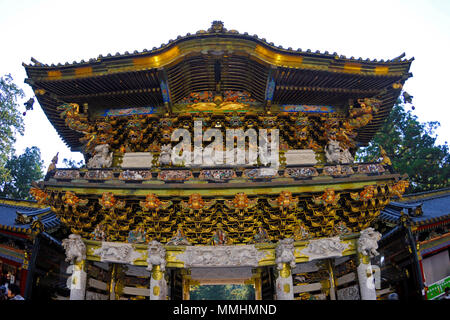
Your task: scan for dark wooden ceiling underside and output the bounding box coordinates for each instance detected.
[25,52,409,151]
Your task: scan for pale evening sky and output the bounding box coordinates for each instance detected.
[0,0,449,169]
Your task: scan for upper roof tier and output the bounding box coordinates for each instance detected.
[23,21,413,151]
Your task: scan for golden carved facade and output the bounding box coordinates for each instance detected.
[55,98,380,160]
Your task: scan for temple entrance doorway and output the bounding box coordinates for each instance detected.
[180,267,266,300]
[190,284,255,300]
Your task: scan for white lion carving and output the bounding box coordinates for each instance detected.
[146,240,166,272]
[87,144,113,168]
[358,227,382,258]
[325,139,354,164]
[275,238,296,270]
[62,234,86,263]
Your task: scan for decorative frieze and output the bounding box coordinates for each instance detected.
[300,236,349,260]
[357,164,385,174]
[119,170,152,181]
[157,170,193,182]
[175,244,266,267]
[54,170,80,180]
[323,165,354,177]
[199,169,236,182]
[92,242,144,264]
[284,167,318,179]
[243,168,278,179]
[84,170,114,180]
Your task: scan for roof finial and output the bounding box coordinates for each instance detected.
[209,20,226,33]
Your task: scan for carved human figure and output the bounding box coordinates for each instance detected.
[334,221,351,236]
[167,226,191,246]
[253,225,271,244]
[293,223,310,241]
[47,152,59,173]
[90,224,106,241]
[127,225,147,244]
[210,224,229,245]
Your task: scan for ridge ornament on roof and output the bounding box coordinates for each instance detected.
[209,20,226,33]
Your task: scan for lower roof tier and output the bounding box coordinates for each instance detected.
[32,163,409,245]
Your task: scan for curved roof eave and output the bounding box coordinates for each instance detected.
[23,22,413,81]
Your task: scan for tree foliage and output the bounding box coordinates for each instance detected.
[0,74,25,182]
[62,157,85,168]
[356,100,450,193]
[190,284,255,300]
[0,146,44,200]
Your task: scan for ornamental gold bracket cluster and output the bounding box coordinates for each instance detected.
[33,179,408,245]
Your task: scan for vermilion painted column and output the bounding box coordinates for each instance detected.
[20,268,28,296]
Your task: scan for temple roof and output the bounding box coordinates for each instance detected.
[23,21,413,151]
[0,198,61,235]
[379,188,450,228]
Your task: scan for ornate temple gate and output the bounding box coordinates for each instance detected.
[62,230,382,300]
[23,21,412,301]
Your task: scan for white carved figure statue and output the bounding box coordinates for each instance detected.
[275,238,296,270]
[325,139,354,164]
[146,240,167,271]
[87,144,113,168]
[62,234,86,263]
[159,144,172,166]
[358,227,382,257]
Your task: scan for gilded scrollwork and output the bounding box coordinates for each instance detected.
[180,193,216,213]
[313,189,340,206]
[389,180,409,198]
[99,192,125,210]
[268,191,299,212]
[42,180,399,245]
[30,187,50,205]
[62,191,89,208]
[139,193,172,212]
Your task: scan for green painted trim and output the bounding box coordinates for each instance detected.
[44,176,399,197]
